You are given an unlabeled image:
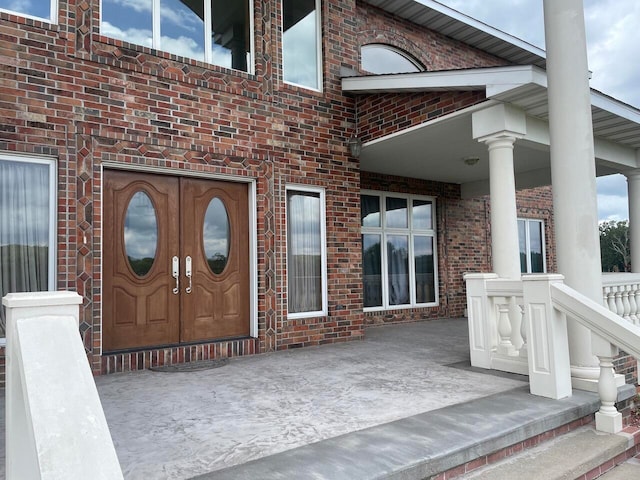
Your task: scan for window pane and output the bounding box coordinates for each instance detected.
[283,0,319,89]
[387,235,409,306]
[124,191,158,277]
[412,199,432,230]
[361,44,421,74]
[414,236,435,304]
[518,219,527,273]
[203,197,230,275]
[386,197,407,229]
[0,160,51,336]
[211,0,251,71]
[362,234,382,308]
[160,0,205,61]
[361,194,380,227]
[101,0,153,47]
[529,221,544,273]
[287,190,322,313]
[0,0,52,20]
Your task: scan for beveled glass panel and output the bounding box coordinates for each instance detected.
[385,197,408,229]
[124,191,158,277]
[362,234,382,308]
[414,236,435,304]
[204,197,230,274]
[387,235,409,306]
[361,194,381,227]
[412,199,432,229]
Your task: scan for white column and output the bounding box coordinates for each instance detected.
[627,170,640,273]
[543,0,607,385]
[472,104,526,281]
[485,135,522,279]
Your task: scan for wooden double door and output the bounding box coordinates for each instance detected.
[103,170,249,351]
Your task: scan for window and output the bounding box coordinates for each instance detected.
[101,0,254,72]
[282,0,322,90]
[518,219,546,273]
[361,192,437,310]
[361,44,422,74]
[0,155,57,338]
[286,187,327,317]
[0,0,57,22]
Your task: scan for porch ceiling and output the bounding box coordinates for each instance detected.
[343,66,640,195]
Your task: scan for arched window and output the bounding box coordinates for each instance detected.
[361,44,422,74]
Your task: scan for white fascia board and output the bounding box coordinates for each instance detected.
[410,0,546,59]
[342,65,544,94]
[591,90,640,124]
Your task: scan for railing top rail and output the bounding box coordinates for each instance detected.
[485,278,524,297]
[551,282,640,359]
[601,272,640,287]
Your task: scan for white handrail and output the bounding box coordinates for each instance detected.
[551,282,640,359]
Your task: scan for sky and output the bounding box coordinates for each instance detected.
[435,0,639,222]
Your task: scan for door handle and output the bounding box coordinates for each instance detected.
[185,255,192,294]
[172,256,180,294]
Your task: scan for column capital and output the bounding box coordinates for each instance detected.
[476,132,524,148]
[472,103,527,141]
[623,168,640,181]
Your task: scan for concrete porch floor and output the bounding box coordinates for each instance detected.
[1,318,603,479]
[98,318,530,479]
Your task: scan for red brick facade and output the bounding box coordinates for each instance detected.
[0,0,562,384]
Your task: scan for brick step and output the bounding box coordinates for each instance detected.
[597,458,640,480]
[458,425,640,480]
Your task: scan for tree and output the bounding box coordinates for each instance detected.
[599,220,630,272]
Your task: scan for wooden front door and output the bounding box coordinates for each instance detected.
[103,170,250,351]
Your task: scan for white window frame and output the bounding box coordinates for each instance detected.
[0,153,57,343]
[285,185,327,319]
[281,0,323,91]
[518,218,546,274]
[361,191,438,312]
[0,0,58,23]
[100,0,255,74]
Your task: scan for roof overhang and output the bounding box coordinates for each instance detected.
[363,0,547,68]
[342,66,640,197]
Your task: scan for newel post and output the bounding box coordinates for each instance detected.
[464,273,499,369]
[522,274,572,399]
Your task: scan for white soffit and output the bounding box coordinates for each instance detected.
[343,66,640,150]
[363,0,547,68]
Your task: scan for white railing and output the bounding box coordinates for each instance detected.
[3,292,123,479]
[602,273,640,325]
[465,273,640,434]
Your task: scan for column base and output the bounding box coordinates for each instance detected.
[571,373,625,392]
[595,411,623,433]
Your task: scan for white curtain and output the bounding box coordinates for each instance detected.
[0,160,50,335]
[287,191,322,313]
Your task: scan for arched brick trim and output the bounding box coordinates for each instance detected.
[358,30,433,72]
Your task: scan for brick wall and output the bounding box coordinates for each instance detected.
[0,0,565,383]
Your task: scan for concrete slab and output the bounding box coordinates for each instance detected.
[200,387,599,480]
[94,319,525,479]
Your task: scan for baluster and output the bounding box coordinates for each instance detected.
[509,296,524,352]
[496,301,517,356]
[595,355,623,433]
[519,303,528,360]
[606,286,617,314]
[622,285,631,320]
[614,286,624,317]
[634,284,640,325]
[628,284,638,323]
[603,286,611,312]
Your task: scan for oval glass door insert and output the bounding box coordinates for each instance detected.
[124,191,158,277]
[204,197,230,274]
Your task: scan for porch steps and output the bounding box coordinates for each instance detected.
[457,425,640,480]
[191,386,607,480]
